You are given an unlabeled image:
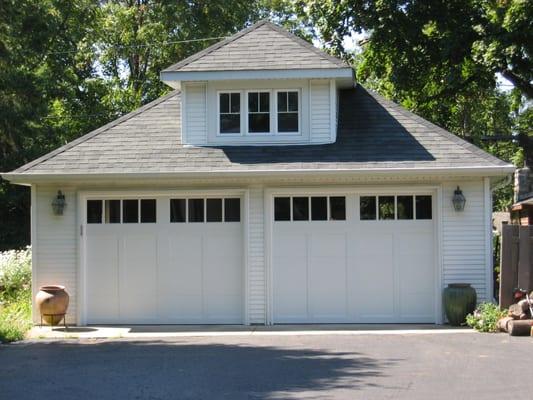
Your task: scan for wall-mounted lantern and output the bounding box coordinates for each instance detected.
[52,191,66,215]
[452,186,466,212]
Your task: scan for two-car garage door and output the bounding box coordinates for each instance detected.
[272,193,436,323]
[84,195,243,324]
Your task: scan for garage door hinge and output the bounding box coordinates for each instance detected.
[80,225,83,236]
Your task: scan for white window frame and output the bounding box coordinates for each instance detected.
[274,89,301,136]
[217,90,242,136]
[245,90,272,135]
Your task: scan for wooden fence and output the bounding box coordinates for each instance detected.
[499,225,533,308]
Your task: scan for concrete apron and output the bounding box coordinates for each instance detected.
[27,324,474,340]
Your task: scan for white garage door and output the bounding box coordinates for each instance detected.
[272,193,436,323]
[84,195,243,324]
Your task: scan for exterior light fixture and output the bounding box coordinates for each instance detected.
[52,190,66,215]
[452,186,466,212]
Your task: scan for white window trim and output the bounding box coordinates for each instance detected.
[274,89,301,136]
[217,90,243,137]
[245,90,272,135]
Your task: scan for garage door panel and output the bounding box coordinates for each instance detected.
[157,235,203,320]
[354,233,395,320]
[396,232,434,320]
[273,234,308,321]
[85,195,244,324]
[119,235,158,320]
[86,234,119,322]
[309,234,348,320]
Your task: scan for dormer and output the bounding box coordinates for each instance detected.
[160,21,354,146]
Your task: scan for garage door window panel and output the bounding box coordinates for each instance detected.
[311,197,327,221]
[360,196,376,220]
[416,196,432,220]
[329,197,346,221]
[140,199,157,223]
[188,199,205,223]
[274,197,291,221]
[123,200,139,223]
[224,198,240,222]
[206,199,223,222]
[378,196,395,220]
[397,196,414,220]
[170,199,186,223]
[293,197,309,221]
[104,200,121,223]
[87,200,102,224]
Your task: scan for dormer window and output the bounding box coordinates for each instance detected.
[248,91,270,133]
[277,90,299,133]
[219,92,241,134]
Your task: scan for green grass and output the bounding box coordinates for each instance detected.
[0,247,32,343]
[0,289,32,343]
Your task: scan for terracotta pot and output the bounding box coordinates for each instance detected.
[36,285,69,325]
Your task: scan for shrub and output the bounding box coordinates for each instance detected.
[0,247,32,343]
[0,246,31,301]
[466,302,507,333]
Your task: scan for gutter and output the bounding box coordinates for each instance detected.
[1,165,516,186]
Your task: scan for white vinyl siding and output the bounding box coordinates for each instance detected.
[247,187,266,323]
[441,180,489,302]
[32,185,78,324]
[183,83,207,145]
[310,80,333,143]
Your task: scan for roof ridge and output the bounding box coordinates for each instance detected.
[14,90,181,173]
[162,20,350,73]
[358,86,509,166]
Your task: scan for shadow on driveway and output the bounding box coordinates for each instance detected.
[0,339,398,399]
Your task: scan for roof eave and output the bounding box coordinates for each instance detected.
[161,68,354,89]
[1,165,516,185]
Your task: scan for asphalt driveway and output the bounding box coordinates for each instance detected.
[0,332,530,399]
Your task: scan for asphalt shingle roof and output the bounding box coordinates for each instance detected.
[163,20,350,73]
[11,86,509,176]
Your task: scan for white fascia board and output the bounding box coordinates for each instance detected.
[1,165,516,185]
[161,68,354,85]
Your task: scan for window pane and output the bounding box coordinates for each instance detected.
[206,198,222,222]
[249,113,270,132]
[311,197,327,221]
[416,195,432,220]
[220,93,229,113]
[224,198,241,222]
[188,199,204,222]
[293,197,309,221]
[220,114,240,133]
[123,200,139,223]
[141,199,156,223]
[87,200,102,224]
[277,91,287,112]
[360,196,376,220]
[278,113,298,132]
[259,92,270,112]
[378,196,395,220]
[397,196,413,220]
[330,197,346,220]
[105,200,121,223]
[274,197,290,221]
[230,93,240,113]
[288,92,298,111]
[248,92,258,112]
[170,199,186,222]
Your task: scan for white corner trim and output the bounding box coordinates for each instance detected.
[30,185,38,324]
[483,177,494,302]
[243,189,251,325]
[329,79,336,142]
[435,185,444,324]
